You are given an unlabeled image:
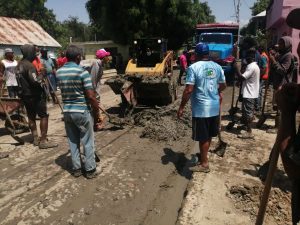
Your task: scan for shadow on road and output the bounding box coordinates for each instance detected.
[161,148,193,180]
[55,151,73,174]
[243,161,292,193]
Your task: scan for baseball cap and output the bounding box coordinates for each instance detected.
[96,49,110,59]
[48,53,55,59]
[195,42,209,56]
[286,8,300,29]
[4,48,13,53]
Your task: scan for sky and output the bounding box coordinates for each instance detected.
[45,0,256,27]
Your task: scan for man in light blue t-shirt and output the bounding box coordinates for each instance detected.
[177,42,226,173]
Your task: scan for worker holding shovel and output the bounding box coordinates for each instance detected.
[177,42,226,173]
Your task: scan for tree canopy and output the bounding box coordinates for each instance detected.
[86,0,215,49]
[251,0,271,16]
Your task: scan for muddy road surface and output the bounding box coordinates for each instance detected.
[0,81,195,225]
[0,74,293,225]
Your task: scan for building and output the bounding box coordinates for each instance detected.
[0,16,61,57]
[266,0,300,57]
[73,40,130,66]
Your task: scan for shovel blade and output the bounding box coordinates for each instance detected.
[214,141,228,157]
[256,115,267,128]
[229,107,239,116]
[226,121,235,130]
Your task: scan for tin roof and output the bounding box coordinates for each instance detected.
[0,17,61,47]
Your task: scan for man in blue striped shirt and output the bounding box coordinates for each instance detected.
[56,45,100,179]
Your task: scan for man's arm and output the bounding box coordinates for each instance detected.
[81,70,100,120]
[85,89,100,119]
[0,62,4,82]
[219,83,226,93]
[233,62,246,81]
[177,84,194,119]
[270,53,292,76]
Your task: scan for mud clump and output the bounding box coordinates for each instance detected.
[133,101,192,142]
[228,184,291,224]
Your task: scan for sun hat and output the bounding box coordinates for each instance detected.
[4,48,13,53]
[96,49,110,59]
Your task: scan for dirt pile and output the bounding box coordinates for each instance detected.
[133,101,192,142]
[228,184,291,225]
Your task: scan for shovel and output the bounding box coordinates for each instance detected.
[213,94,228,157]
[98,104,128,128]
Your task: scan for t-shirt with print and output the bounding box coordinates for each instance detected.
[1,59,18,86]
[56,62,93,113]
[185,61,226,118]
[241,62,260,99]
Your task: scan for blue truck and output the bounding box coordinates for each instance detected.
[194,23,239,77]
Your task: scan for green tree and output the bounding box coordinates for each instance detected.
[86,0,215,49]
[251,0,271,16]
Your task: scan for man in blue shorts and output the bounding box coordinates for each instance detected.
[177,43,226,173]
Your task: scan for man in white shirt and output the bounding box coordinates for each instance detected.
[0,48,18,98]
[234,49,260,139]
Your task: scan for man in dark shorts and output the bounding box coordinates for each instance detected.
[17,44,58,149]
[177,42,226,173]
[234,49,260,139]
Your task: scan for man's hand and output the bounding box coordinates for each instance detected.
[269,53,275,64]
[177,107,184,119]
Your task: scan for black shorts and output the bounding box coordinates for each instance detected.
[23,95,48,119]
[192,116,219,142]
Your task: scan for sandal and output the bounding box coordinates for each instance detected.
[190,164,210,173]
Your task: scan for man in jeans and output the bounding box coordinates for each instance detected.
[177,43,226,173]
[56,45,100,179]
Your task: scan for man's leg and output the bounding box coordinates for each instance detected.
[7,86,15,98]
[199,138,212,168]
[239,98,254,138]
[64,113,82,172]
[37,96,58,149]
[23,98,39,145]
[79,111,97,173]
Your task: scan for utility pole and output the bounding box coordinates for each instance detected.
[234,0,241,59]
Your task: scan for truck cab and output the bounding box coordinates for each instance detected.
[194,23,239,81]
[199,32,235,73]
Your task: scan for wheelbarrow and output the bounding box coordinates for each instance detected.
[0,97,29,144]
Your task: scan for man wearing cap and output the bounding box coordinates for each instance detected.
[40,48,58,104]
[90,48,110,131]
[177,43,226,173]
[17,44,58,149]
[0,48,18,98]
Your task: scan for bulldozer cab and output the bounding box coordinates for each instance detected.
[134,38,167,68]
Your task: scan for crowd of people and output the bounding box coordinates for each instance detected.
[0,44,112,179]
[177,8,300,224]
[0,7,299,223]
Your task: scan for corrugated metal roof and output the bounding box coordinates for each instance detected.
[0,17,61,47]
